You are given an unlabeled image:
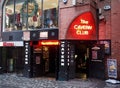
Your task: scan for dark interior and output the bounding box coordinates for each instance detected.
[74,41,89,79]
[1,47,24,73]
[32,45,59,78]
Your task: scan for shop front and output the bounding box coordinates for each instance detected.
[0,41,24,74]
[0,29,59,79]
[23,29,59,79]
[58,11,106,80]
[31,40,59,78]
[1,0,59,79]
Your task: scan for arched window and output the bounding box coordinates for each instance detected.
[3,0,58,32]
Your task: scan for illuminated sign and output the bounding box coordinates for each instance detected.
[63,0,68,4]
[40,32,48,39]
[66,12,96,40]
[74,19,93,35]
[41,40,59,45]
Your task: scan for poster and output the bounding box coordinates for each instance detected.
[36,56,40,64]
[107,59,117,78]
[92,50,97,59]
[100,40,111,55]
[23,31,30,41]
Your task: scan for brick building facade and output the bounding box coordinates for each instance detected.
[0,0,120,80]
[58,0,120,80]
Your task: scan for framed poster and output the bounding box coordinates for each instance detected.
[92,50,98,59]
[107,59,117,78]
[36,56,40,64]
[100,40,111,55]
[23,31,30,41]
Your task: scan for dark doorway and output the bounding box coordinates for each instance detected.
[1,47,24,74]
[74,41,91,79]
[89,44,105,79]
[32,45,59,78]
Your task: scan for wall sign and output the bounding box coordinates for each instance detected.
[66,12,96,40]
[40,31,48,39]
[0,41,24,46]
[24,42,30,65]
[60,41,65,66]
[23,31,30,41]
[107,59,117,78]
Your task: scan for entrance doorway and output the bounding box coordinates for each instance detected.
[73,41,105,79]
[58,40,105,80]
[74,41,91,79]
[1,47,24,74]
[32,44,59,78]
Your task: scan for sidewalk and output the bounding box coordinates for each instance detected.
[0,73,120,88]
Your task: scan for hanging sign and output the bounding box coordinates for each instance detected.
[67,12,96,40]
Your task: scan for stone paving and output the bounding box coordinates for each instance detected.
[0,73,120,88]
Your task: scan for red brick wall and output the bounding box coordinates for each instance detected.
[98,0,111,39]
[59,0,97,40]
[111,0,120,79]
[59,0,120,80]
[98,0,120,79]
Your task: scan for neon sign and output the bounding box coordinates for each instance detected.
[66,12,96,40]
[74,19,93,35]
[41,40,59,45]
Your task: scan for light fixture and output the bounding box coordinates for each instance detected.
[63,0,68,4]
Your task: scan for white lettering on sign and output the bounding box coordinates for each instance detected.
[73,19,93,35]
[74,25,92,30]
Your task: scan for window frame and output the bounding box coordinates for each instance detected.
[2,0,59,32]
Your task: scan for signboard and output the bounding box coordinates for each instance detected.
[107,59,117,78]
[23,31,30,41]
[0,41,24,47]
[40,31,48,39]
[67,12,96,40]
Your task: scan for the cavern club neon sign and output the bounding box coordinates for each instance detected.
[66,12,96,39]
[74,19,93,35]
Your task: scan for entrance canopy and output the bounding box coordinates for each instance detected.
[66,12,97,40]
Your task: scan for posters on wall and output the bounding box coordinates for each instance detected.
[100,40,111,55]
[107,59,117,78]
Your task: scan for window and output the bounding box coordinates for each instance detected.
[3,0,58,32]
[43,0,58,28]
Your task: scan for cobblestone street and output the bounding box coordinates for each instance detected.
[0,73,119,88]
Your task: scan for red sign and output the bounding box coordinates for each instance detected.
[66,12,96,40]
[40,40,59,45]
[3,42,14,46]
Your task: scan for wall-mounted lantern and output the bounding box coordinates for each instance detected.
[63,0,68,4]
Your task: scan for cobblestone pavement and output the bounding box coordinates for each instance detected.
[0,73,120,88]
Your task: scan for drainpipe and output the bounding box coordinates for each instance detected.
[13,0,16,30]
[26,0,28,30]
[41,0,44,28]
[96,8,99,44]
